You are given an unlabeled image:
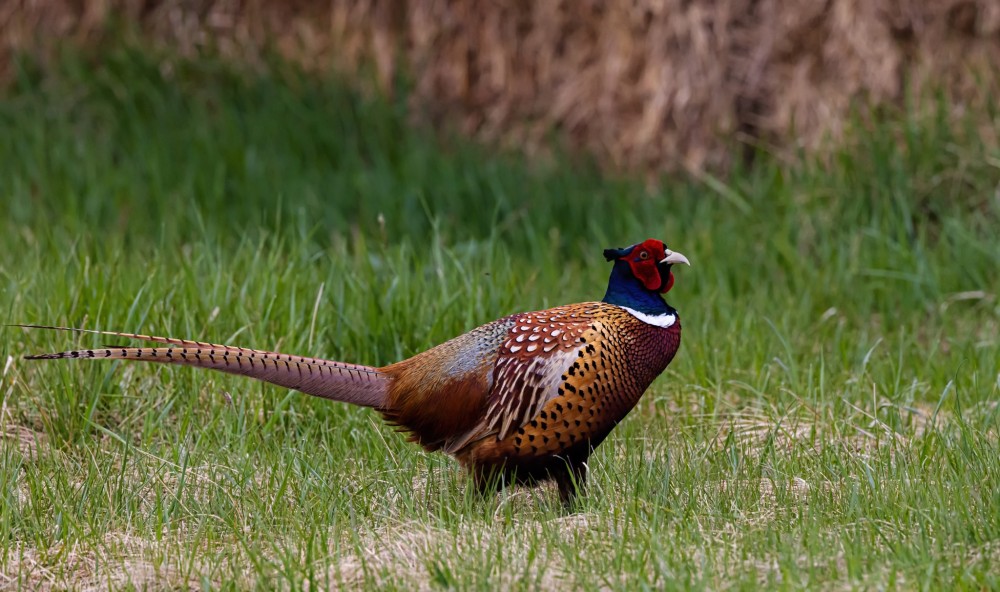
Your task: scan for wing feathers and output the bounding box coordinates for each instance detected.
[482,307,598,441]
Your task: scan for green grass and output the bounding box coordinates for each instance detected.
[1,45,999,590]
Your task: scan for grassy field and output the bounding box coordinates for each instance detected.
[1,45,999,590]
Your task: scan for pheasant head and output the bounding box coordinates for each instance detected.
[602,238,690,314]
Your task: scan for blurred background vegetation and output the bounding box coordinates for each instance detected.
[4,0,1000,174]
[1,2,999,589]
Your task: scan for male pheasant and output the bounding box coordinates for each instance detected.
[19,239,689,504]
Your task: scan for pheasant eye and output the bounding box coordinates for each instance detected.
[639,251,649,260]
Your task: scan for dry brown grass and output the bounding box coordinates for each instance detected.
[1,387,46,458]
[7,533,211,591]
[3,0,999,174]
[3,514,592,591]
[3,400,986,590]
[710,398,944,455]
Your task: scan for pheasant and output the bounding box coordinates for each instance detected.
[19,239,689,504]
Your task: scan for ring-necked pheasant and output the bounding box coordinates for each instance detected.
[18,239,689,504]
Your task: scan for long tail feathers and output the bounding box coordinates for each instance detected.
[13,324,389,409]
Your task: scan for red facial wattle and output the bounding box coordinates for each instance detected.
[624,239,670,292]
[660,271,675,293]
[628,259,662,291]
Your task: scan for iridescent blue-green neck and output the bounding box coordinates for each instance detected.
[601,260,674,315]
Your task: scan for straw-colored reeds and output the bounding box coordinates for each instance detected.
[4,0,998,173]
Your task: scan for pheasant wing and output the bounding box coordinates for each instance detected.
[483,304,601,441]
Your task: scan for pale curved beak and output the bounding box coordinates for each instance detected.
[661,250,691,266]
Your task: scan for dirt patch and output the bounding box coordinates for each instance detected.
[317,514,610,590]
[1,423,46,458]
[705,398,947,457]
[1,396,47,458]
[5,532,213,591]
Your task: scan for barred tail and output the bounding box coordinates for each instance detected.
[15,325,389,409]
